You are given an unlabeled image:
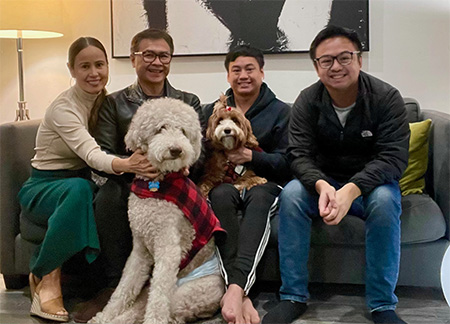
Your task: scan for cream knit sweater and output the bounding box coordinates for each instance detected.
[32,84,116,174]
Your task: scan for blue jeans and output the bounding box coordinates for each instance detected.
[278,179,402,312]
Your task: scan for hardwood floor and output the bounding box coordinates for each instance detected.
[1,275,449,324]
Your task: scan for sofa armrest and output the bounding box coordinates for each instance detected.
[0,119,40,275]
[421,109,450,239]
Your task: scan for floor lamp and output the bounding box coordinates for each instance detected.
[0,0,63,121]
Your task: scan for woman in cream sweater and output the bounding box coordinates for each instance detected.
[18,37,156,322]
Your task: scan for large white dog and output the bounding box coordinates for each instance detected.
[90,98,225,324]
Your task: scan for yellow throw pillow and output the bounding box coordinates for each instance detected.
[399,119,432,196]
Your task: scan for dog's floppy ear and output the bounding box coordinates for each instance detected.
[208,93,227,141]
[206,112,217,141]
[243,116,259,149]
[124,120,142,152]
[124,103,149,152]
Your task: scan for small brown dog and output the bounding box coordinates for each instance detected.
[199,95,267,196]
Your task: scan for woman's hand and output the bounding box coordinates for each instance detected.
[112,149,160,180]
[181,166,190,177]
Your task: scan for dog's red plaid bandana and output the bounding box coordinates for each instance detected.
[130,172,226,270]
[223,161,242,183]
[223,146,264,183]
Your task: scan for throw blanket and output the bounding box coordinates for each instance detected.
[131,172,226,270]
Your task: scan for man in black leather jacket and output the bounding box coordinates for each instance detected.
[72,28,205,323]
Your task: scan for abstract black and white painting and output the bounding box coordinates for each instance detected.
[111,0,368,57]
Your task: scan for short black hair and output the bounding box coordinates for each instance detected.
[224,45,265,70]
[309,25,362,61]
[130,28,174,54]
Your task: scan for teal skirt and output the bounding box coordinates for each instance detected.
[18,168,100,278]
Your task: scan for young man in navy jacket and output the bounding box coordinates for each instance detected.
[203,45,291,324]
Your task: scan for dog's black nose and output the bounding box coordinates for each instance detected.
[170,147,182,157]
[224,128,231,134]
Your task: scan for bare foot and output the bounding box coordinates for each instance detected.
[221,284,243,323]
[242,296,260,324]
[220,284,260,324]
[37,268,68,316]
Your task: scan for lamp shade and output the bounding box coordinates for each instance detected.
[0,0,64,39]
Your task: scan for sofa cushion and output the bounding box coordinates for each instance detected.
[400,194,446,244]
[268,194,445,247]
[404,98,420,123]
[20,211,46,244]
[399,119,432,196]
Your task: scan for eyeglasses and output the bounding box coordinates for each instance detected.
[133,51,172,64]
[314,51,360,69]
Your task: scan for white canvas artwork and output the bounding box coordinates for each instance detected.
[111,0,369,57]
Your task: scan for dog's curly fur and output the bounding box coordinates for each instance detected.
[198,94,267,196]
[89,98,224,324]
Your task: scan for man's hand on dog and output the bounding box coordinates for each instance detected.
[226,147,252,165]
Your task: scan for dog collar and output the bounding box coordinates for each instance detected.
[148,181,160,192]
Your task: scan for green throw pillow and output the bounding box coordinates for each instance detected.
[399,119,432,196]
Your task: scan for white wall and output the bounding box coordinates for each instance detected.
[0,0,449,123]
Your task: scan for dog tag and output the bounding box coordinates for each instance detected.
[148,181,160,192]
[234,165,246,176]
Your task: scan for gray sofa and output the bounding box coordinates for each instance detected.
[1,98,449,290]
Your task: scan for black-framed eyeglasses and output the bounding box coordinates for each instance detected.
[133,51,172,64]
[314,51,360,69]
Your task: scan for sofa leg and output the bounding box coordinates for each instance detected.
[3,274,28,289]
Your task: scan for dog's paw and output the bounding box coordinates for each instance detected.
[234,183,245,192]
[87,315,99,324]
[168,318,184,324]
[247,176,268,188]
[255,176,268,185]
[144,319,168,324]
[198,183,212,197]
[88,312,107,324]
[236,176,268,193]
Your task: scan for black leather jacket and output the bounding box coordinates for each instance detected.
[91,80,206,182]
